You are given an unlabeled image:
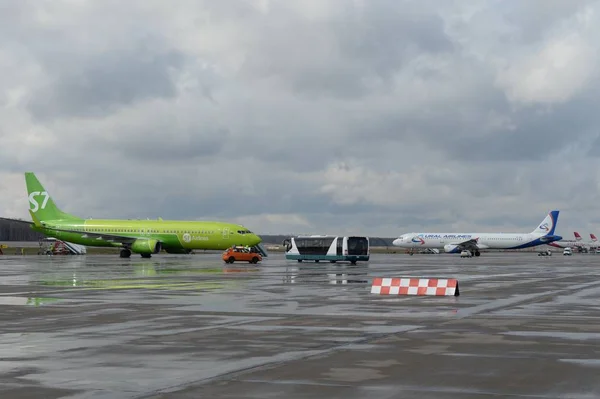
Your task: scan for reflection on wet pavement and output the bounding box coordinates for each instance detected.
[1,252,600,398]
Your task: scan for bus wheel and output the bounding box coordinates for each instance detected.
[297,259,302,262]
[315,260,319,263]
[351,260,357,265]
[330,260,336,263]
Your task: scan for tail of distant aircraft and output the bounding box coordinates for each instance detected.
[574,232,582,241]
[25,172,80,223]
[531,210,559,236]
[591,234,598,242]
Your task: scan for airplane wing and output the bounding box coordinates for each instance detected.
[450,238,480,252]
[40,224,140,245]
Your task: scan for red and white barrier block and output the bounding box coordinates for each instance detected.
[371,277,459,296]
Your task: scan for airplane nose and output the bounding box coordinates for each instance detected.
[250,234,262,246]
[392,238,401,246]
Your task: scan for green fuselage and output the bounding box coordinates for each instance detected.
[32,219,262,253]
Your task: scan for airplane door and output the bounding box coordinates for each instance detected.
[223,228,229,239]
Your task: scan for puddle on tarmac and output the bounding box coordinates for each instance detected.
[504,331,600,340]
[559,359,600,367]
[36,278,231,291]
[0,296,62,306]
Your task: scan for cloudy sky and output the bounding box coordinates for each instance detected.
[1,0,600,237]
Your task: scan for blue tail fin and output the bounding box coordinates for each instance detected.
[531,210,559,236]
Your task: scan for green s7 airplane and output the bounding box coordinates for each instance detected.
[13,172,263,258]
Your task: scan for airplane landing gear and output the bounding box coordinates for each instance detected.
[120,248,131,258]
[141,253,152,258]
[475,250,481,256]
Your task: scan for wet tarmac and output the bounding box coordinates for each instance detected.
[1,251,600,398]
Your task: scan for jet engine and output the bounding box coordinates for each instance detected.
[131,238,162,255]
[443,244,459,253]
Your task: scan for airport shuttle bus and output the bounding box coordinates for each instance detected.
[283,235,370,264]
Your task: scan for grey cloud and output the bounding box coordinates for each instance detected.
[51,173,374,222]
[334,0,454,70]
[448,95,600,162]
[239,138,336,173]
[502,0,597,43]
[0,2,187,120]
[27,42,185,120]
[347,71,600,164]
[240,0,453,98]
[113,127,230,163]
[383,214,448,230]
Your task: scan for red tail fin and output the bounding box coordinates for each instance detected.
[574,232,582,240]
[591,234,597,242]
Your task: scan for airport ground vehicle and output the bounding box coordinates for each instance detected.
[422,248,440,254]
[222,246,262,264]
[38,238,87,255]
[283,235,369,264]
[460,250,472,258]
[538,249,552,256]
[563,247,572,256]
[408,248,440,255]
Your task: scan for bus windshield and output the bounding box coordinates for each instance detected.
[347,237,368,255]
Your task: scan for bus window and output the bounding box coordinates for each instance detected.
[336,237,342,256]
[296,237,335,255]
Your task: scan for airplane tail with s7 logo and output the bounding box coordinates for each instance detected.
[25,172,80,222]
[530,210,559,237]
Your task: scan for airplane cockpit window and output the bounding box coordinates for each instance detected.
[237,229,253,234]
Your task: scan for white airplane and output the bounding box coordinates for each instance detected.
[547,232,585,250]
[549,232,598,251]
[584,233,599,249]
[392,211,562,256]
[591,234,598,249]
